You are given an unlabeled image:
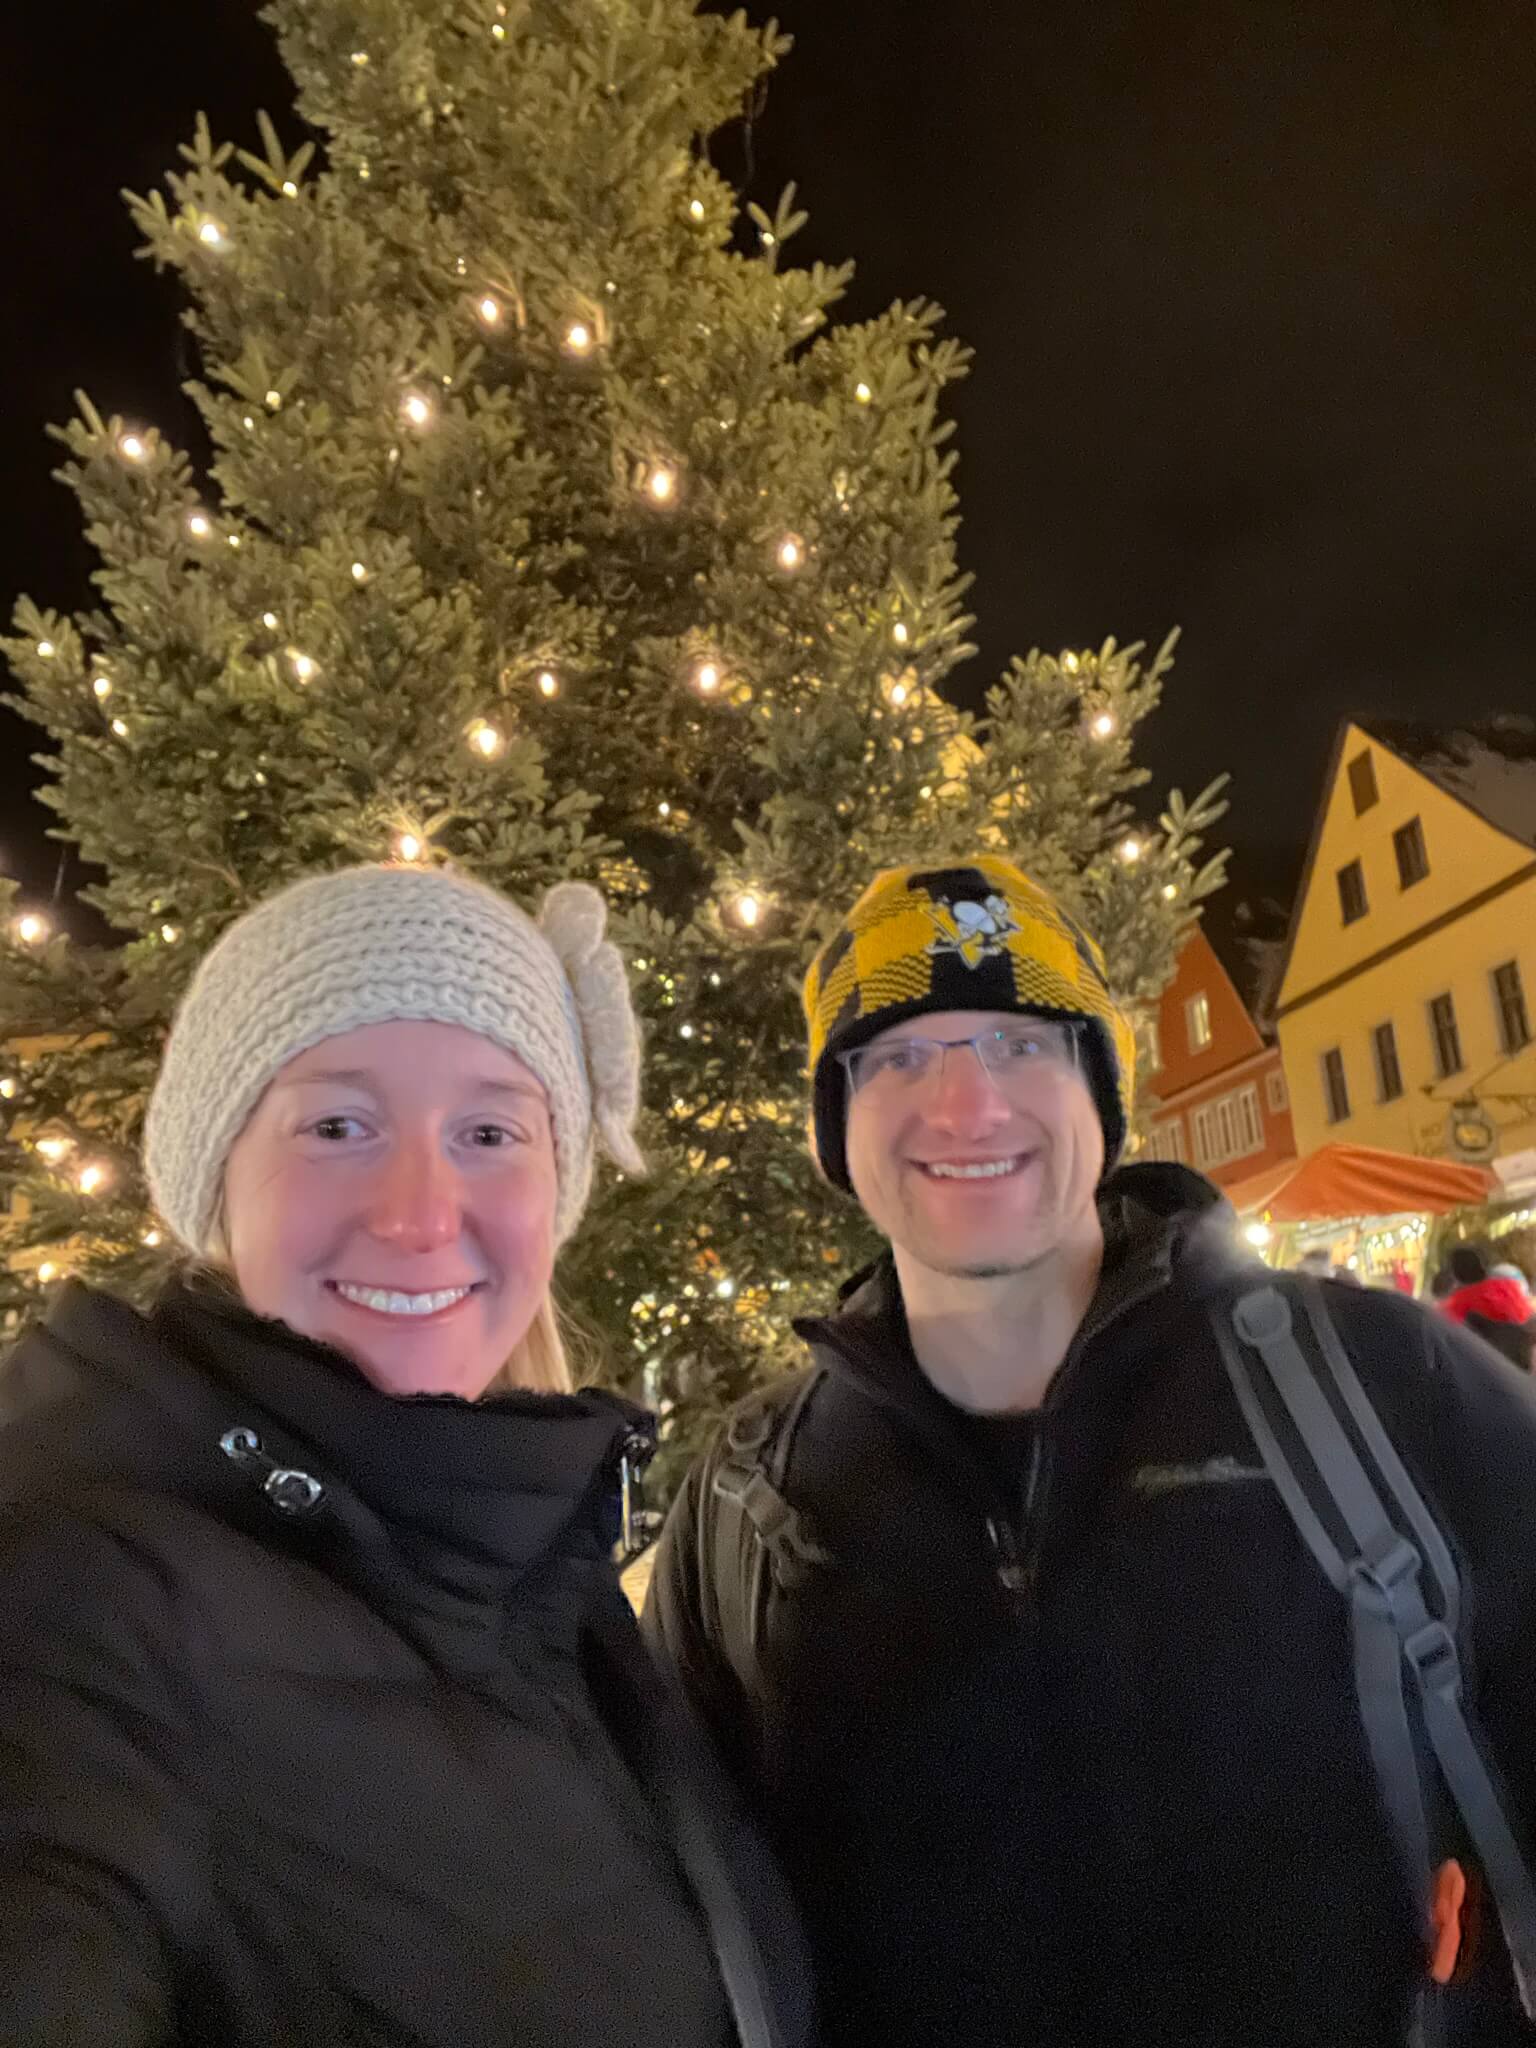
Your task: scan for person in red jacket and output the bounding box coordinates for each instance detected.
[1442,1245,1535,1370]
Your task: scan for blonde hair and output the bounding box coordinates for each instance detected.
[195,1208,574,1396]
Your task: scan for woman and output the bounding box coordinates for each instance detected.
[1439,1243,1535,1371]
[0,864,810,2048]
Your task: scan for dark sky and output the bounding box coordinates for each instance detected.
[3,0,1533,941]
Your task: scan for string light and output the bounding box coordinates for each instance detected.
[186,512,212,540]
[159,923,180,943]
[691,658,722,697]
[143,1227,163,1247]
[536,668,560,698]
[350,49,369,65]
[77,1163,108,1196]
[281,180,298,198]
[36,1262,59,1285]
[1063,651,1081,675]
[118,432,148,463]
[261,610,279,629]
[15,913,48,945]
[197,221,226,249]
[468,719,504,758]
[680,1024,695,1039]
[776,534,805,572]
[1244,1221,1272,1247]
[892,621,910,646]
[1162,882,1179,900]
[716,1278,736,1298]
[402,391,434,429]
[477,295,502,326]
[883,674,912,709]
[287,648,318,684]
[645,462,678,505]
[854,380,873,404]
[395,831,424,863]
[227,534,241,549]
[562,320,595,357]
[265,388,282,408]
[35,1135,69,1164]
[731,891,763,929]
[657,801,671,818]
[689,198,705,221]
[111,717,129,737]
[1118,835,1143,863]
[0,1077,14,1100]
[491,21,506,38]
[1090,710,1116,738]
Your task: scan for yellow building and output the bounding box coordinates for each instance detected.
[1275,719,1536,1190]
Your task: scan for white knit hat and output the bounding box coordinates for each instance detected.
[144,864,644,1251]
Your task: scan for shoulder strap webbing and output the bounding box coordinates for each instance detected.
[706,1373,829,1696]
[1214,1282,1536,2022]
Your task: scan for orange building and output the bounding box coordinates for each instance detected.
[1141,928,1297,1189]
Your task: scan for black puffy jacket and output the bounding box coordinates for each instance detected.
[0,1276,812,2048]
[646,1164,1536,2048]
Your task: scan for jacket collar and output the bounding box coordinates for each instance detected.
[12,1276,650,1669]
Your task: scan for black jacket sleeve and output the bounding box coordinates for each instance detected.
[0,1507,208,2047]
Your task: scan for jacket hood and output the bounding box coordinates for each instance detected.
[1,1277,650,1663]
[1447,1275,1535,1327]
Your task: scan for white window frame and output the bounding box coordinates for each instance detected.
[1185,991,1212,1054]
[1145,1119,1186,1164]
[1191,1083,1265,1170]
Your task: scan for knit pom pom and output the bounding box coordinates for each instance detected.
[539,882,646,1178]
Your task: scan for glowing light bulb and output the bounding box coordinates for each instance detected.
[680,1023,695,1039]
[646,463,677,504]
[159,923,180,944]
[402,391,433,428]
[16,914,47,945]
[281,180,298,198]
[716,1278,736,1298]
[1118,835,1143,864]
[351,562,368,583]
[469,720,503,758]
[198,221,226,248]
[227,534,241,549]
[111,717,129,737]
[478,295,502,326]
[563,320,594,356]
[36,1262,59,1285]
[0,1078,14,1100]
[536,668,560,698]
[657,801,671,818]
[1091,710,1116,738]
[733,891,762,928]
[395,831,424,863]
[491,21,506,37]
[1162,882,1178,900]
[892,621,910,646]
[142,1227,163,1247]
[265,389,282,408]
[1244,1221,1273,1247]
[692,659,722,697]
[689,198,705,221]
[119,433,148,463]
[776,534,804,572]
[350,49,369,65]
[854,380,872,404]
[35,1135,68,1163]
[287,648,318,684]
[186,512,212,540]
[1062,650,1081,675]
[77,1163,107,1195]
[261,610,279,629]
[886,677,911,709]
[919,784,933,800]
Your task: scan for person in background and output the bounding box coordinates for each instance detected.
[0,863,809,2048]
[1441,1244,1536,1371]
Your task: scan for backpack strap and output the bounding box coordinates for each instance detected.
[705,1371,830,1699]
[1214,1281,1536,2025]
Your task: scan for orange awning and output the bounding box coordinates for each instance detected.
[1225,1143,1495,1223]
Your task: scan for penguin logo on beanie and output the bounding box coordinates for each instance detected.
[924,893,1020,971]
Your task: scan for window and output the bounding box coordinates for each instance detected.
[1191,1084,1265,1170]
[1322,1047,1350,1124]
[1392,817,1429,890]
[1266,1067,1288,1114]
[1185,991,1212,1053]
[1145,1119,1186,1164]
[1493,960,1532,1055]
[1371,1020,1404,1103]
[1336,859,1368,925]
[1145,1017,1161,1073]
[1428,992,1463,1079]
[1348,750,1379,815]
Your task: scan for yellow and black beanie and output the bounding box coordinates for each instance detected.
[803,857,1137,1189]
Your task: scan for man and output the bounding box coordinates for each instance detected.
[646,856,1536,2048]
[1440,1244,1536,1371]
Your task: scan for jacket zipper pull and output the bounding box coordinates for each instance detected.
[985,1514,1032,1599]
[617,1429,656,1562]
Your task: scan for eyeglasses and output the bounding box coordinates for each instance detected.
[837,1021,1081,1097]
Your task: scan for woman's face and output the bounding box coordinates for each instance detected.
[223,1020,560,1399]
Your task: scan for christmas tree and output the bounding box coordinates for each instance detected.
[1,0,1227,1464]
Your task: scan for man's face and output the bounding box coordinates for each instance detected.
[843,1009,1106,1282]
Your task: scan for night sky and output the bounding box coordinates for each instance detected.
[3,0,1533,951]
